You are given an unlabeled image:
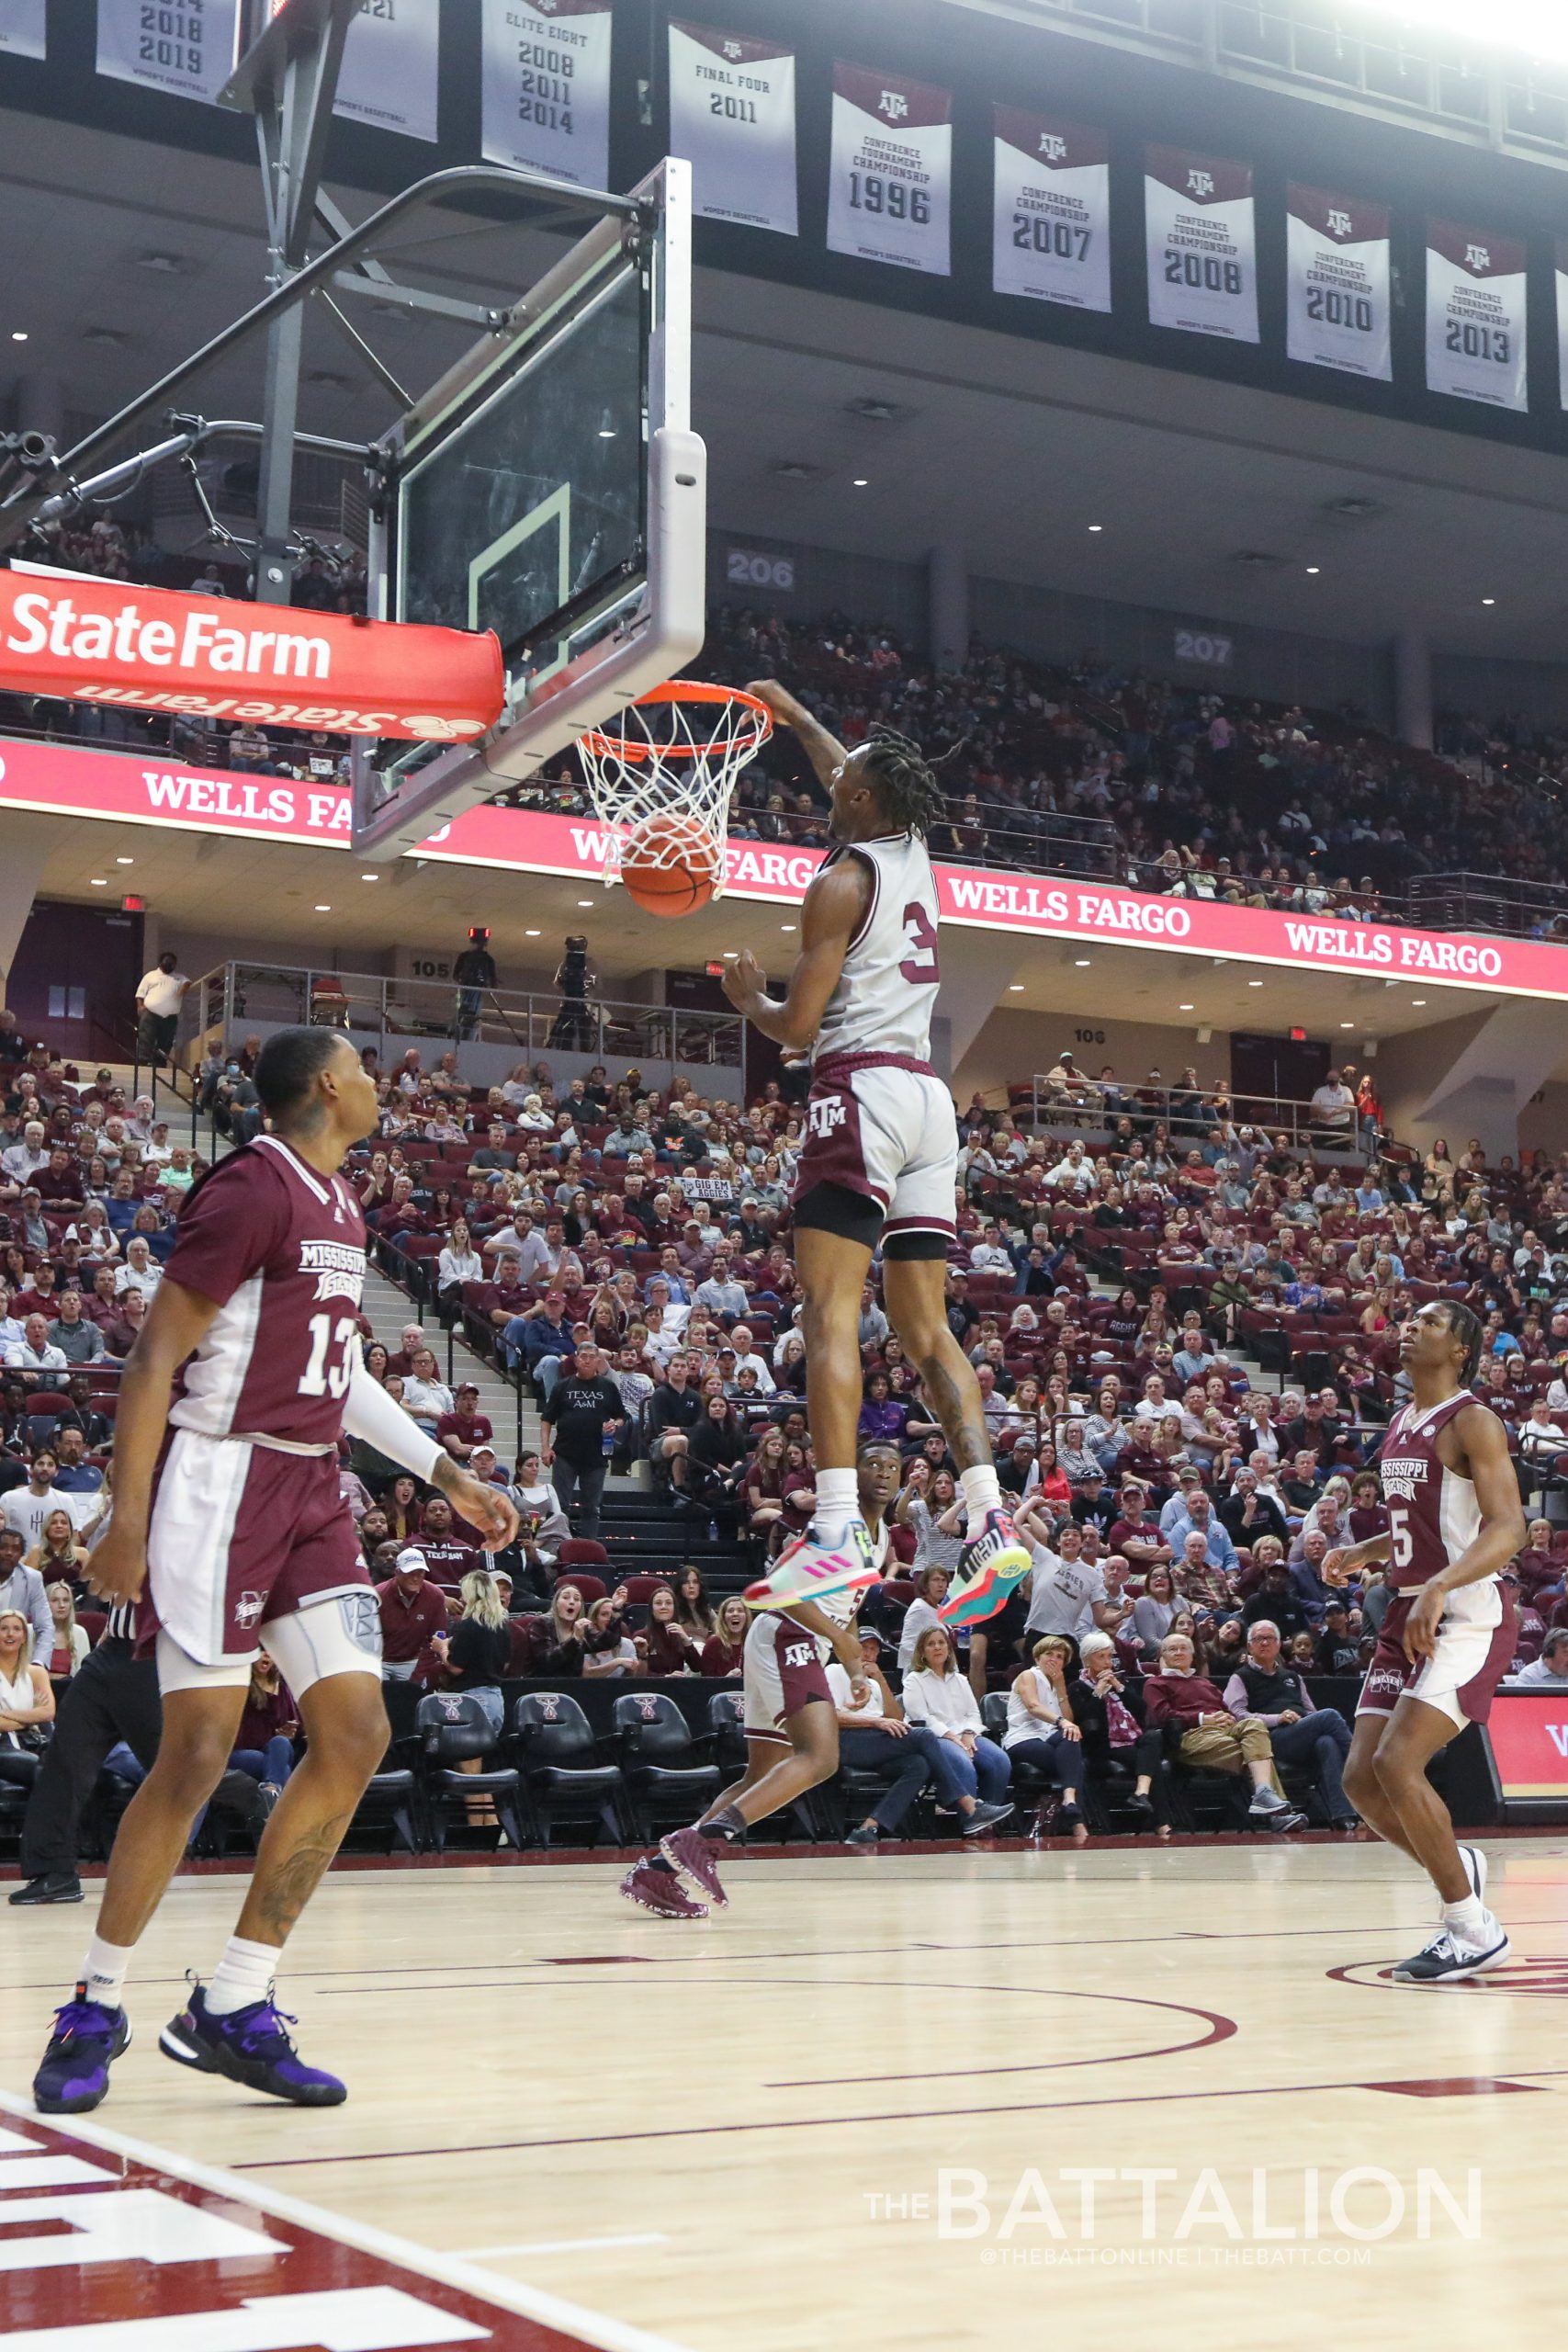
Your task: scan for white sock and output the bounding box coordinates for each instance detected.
[1441,1894,1489,1946]
[814,1469,862,1532]
[960,1465,1001,1522]
[206,1935,280,2017]
[81,1934,133,2008]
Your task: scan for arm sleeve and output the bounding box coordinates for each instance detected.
[342,1351,444,1485]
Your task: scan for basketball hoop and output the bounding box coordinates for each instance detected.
[576,680,773,906]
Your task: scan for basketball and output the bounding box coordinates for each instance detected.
[620,809,722,917]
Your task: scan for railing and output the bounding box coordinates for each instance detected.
[1407,874,1568,943]
[1025,1076,1376,1158]
[183,962,747,1079]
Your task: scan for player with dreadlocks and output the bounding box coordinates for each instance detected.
[621,680,1028,1919]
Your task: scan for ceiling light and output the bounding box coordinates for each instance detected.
[361,873,379,881]
[852,478,869,487]
[116,856,134,865]
[10,331,27,344]
[1482,597,1495,606]
[1305,566,1320,575]
[1248,978,1264,987]
[314,903,332,912]
[1088,524,1104,533]
[1411,998,1426,1006]
[89,877,107,887]
[1074,958,1091,967]
[1351,3,1568,69]
[525,928,541,936]
[780,923,796,932]
[1009,983,1025,991]
[577,899,594,909]
[1340,1021,1354,1029]
[1179,1003,1194,1012]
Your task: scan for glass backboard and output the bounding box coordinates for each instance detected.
[354,156,705,857]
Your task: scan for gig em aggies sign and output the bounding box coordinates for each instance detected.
[0,0,47,59]
[96,0,239,101]
[669,20,798,236]
[827,62,951,277]
[1426,220,1529,412]
[992,108,1111,313]
[1145,147,1258,344]
[0,570,503,739]
[1286,186,1393,382]
[480,0,612,191]
[335,0,441,141]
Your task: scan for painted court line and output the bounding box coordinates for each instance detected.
[0,2086,690,2352]
[462,2236,670,2261]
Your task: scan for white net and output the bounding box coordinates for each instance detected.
[576,682,772,897]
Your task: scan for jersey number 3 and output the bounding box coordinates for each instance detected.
[899,902,941,984]
[299,1312,358,1400]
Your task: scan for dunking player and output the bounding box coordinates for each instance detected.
[31,1031,517,2113]
[1325,1300,1522,1982]
[717,681,1029,1634]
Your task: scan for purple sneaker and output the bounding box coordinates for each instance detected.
[660,1825,731,1909]
[33,1985,131,2114]
[620,1857,708,1918]
[160,1980,345,2106]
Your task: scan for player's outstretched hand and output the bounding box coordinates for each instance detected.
[721,949,766,1014]
[87,1519,147,1606]
[744,678,804,725]
[440,1468,520,1553]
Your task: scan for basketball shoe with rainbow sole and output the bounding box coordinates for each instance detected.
[743,1519,880,1612]
[938,1508,1032,1633]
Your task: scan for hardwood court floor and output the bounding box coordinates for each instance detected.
[5,1838,1568,2350]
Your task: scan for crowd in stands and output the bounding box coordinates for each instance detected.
[6,529,1568,938]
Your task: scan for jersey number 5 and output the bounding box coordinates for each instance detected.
[900,902,941,984]
[299,1312,358,1400]
[1387,1502,1414,1573]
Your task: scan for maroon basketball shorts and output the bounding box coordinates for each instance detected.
[742,1611,831,1744]
[1356,1581,1517,1731]
[140,1428,378,1690]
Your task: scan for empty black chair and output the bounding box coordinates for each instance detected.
[707,1690,749,1777]
[415,1691,525,1852]
[514,1692,627,1848]
[352,1742,424,1854]
[613,1691,720,1843]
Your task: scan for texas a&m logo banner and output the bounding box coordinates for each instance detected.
[1145,146,1258,344]
[827,62,951,277]
[1286,186,1392,382]
[992,108,1111,313]
[1426,220,1528,413]
[669,19,798,236]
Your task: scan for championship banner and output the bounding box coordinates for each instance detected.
[479,0,612,191]
[1285,185,1392,381]
[669,20,797,236]
[96,0,239,103]
[0,0,47,60]
[827,62,951,277]
[1559,241,1568,413]
[335,0,441,141]
[0,568,503,740]
[992,107,1110,313]
[1145,146,1258,343]
[1426,220,1528,412]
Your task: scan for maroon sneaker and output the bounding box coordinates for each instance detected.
[659,1825,731,1909]
[619,1858,707,1919]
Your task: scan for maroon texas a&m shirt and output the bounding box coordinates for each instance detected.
[164,1136,367,1446]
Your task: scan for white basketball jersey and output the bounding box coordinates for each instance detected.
[815,832,940,1064]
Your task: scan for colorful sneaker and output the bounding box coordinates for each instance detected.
[660,1825,731,1909]
[743,1519,879,1612]
[159,1980,345,2105]
[619,1857,708,1919]
[938,1507,1032,1632]
[1391,1921,1512,1984]
[33,1986,131,2114]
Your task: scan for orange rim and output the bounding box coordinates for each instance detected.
[579,681,773,763]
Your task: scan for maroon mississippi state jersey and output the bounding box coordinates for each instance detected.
[1377,1391,1486,1593]
[164,1136,367,1447]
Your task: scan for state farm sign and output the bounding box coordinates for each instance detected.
[0,567,503,741]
